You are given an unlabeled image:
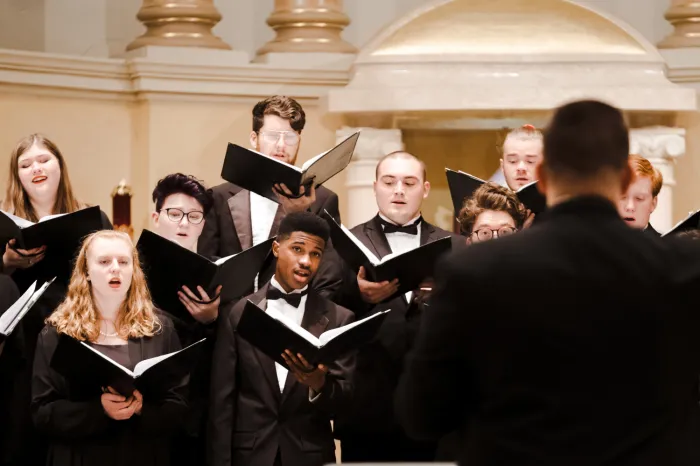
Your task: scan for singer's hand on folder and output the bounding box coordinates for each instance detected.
[282,349,328,392]
[178,285,221,324]
[274,183,316,214]
[523,210,536,229]
[101,386,137,421]
[3,239,46,270]
[357,266,399,304]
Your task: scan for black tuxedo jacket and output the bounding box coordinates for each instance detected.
[208,284,354,466]
[334,216,463,438]
[198,182,343,300]
[646,223,662,237]
[396,196,700,466]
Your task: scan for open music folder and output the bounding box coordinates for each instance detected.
[137,229,274,321]
[50,335,206,397]
[662,209,700,237]
[445,168,486,215]
[322,210,452,296]
[237,300,390,367]
[515,181,547,215]
[0,278,55,342]
[220,131,360,202]
[0,206,104,250]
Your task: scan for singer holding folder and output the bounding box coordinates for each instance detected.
[31,231,186,466]
[209,212,354,466]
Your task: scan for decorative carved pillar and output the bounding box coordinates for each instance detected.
[338,127,404,227]
[126,0,231,51]
[257,0,357,56]
[629,127,686,233]
[658,0,700,48]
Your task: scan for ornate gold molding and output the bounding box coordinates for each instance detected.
[658,0,700,48]
[257,0,357,56]
[127,0,231,51]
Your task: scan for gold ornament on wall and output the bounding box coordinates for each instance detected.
[111,180,134,238]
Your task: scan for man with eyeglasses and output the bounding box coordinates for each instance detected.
[458,182,527,244]
[333,151,463,463]
[199,95,342,299]
[150,172,221,466]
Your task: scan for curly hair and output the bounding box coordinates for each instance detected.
[47,230,160,341]
[458,182,527,235]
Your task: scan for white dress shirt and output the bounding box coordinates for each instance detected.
[378,213,422,302]
[250,192,279,291]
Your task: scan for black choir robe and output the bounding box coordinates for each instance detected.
[0,275,22,466]
[31,315,188,466]
[197,182,344,300]
[333,215,463,462]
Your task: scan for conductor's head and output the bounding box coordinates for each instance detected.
[272,212,330,293]
[537,100,632,206]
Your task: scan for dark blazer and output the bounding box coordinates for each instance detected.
[395,196,700,466]
[208,283,354,466]
[333,216,462,452]
[31,316,188,466]
[646,223,662,237]
[197,183,343,300]
[0,275,22,466]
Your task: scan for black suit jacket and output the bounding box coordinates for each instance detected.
[198,183,343,300]
[208,284,354,466]
[396,196,700,466]
[646,223,662,237]
[334,216,463,438]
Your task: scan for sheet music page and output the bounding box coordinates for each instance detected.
[38,212,68,223]
[214,252,239,265]
[266,306,321,348]
[132,338,206,377]
[4,278,55,335]
[0,210,35,228]
[300,132,359,185]
[251,146,303,173]
[318,309,391,346]
[0,281,36,334]
[79,341,135,377]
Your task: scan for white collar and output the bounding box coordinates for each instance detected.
[270,276,308,295]
[378,212,422,227]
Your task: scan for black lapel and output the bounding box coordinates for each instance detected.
[249,284,283,402]
[419,220,438,246]
[280,291,330,403]
[365,215,393,259]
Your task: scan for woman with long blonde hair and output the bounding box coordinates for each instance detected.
[31,230,186,466]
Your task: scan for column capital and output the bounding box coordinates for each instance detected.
[658,1,700,49]
[126,0,231,52]
[629,126,686,161]
[336,127,403,161]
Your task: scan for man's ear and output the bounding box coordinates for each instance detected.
[650,196,658,214]
[250,131,258,150]
[272,240,279,258]
[535,162,547,194]
[151,211,159,226]
[423,181,431,199]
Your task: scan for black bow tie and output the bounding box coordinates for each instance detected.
[266,286,308,307]
[379,217,421,235]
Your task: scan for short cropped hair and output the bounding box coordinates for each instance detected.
[629,154,663,197]
[252,95,306,134]
[152,173,213,215]
[544,100,629,177]
[501,124,544,154]
[375,151,427,182]
[278,211,330,244]
[458,182,527,235]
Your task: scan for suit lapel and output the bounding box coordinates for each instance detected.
[280,291,330,402]
[268,205,285,240]
[365,215,393,259]
[420,220,438,246]
[249,286,282,402]
[227,189,252,251]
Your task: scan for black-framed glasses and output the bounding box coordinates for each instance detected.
[472,226,517,242]
[160,208,205,225]
[259,130,300,146]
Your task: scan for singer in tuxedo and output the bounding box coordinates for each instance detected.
[334,151,463,463]
[198,96,342,299]
[208,212,354,466]
[618,154,663,236]
[395,100,700,465]
[31,230,187,466]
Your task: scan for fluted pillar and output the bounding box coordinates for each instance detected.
[629,127,686,233]
[338,127,403,227]
[658,0,700,48]
[126,0,231,51]
[257,0,356,56]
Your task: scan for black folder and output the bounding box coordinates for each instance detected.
[322,210,452,297]
[445,169,486,215]
[50,334,206,397]
[237,300,389,366]
[0,278,55,342]
[515,181,547,215]
[662,209,700,237]
[137,230,274,320]
[220,131,360,202]
[0,206,103,250]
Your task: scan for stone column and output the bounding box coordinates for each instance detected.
[256,0,356,57]
[126,0,231,51]
[629,127,686,233]
[338,127,404,227]
[658,0,700,48]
